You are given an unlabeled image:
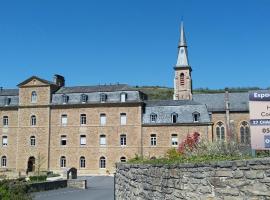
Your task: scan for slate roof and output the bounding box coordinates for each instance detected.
[193,92,249,112]
[55,84,132,94]
[0,89,19,96]
[17,76,55,86]
[143,100,211,124]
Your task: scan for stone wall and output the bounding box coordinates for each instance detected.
[115,158,270,200]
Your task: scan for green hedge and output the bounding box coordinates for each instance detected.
[29,175,47,182]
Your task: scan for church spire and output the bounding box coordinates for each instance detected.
[173,21,192,100]
[176,21,190,68]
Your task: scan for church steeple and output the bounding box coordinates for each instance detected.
[176,22,190,67]
[173,21,193,100]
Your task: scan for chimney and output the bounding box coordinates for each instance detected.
[53,74,65,87]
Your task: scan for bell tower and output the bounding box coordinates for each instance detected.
[173,22,192,100]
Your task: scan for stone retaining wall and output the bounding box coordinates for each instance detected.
[29,180,67,192]
[115,158,270,200]
[67,179,87,189]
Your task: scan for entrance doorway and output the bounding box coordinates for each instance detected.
[27,156,35,172]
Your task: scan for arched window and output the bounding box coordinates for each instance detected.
[60,156,66,168]
[180,73,185,86]
[31,115,36,126]
[30,136,36,146]
[216,121,225,141]
[31,91,37,103]
[80,156,86,168]
[120,156,126,163]
[171,113,178,123]
[150,113,157,123]
[99,156,106,168]
[1,156,7,167]
[240,121,250,144]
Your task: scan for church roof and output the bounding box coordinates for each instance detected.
[193,92,249,112]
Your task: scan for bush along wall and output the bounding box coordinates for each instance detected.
[115,158,270,200]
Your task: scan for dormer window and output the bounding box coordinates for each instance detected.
[193,112,200,122]
[150,113,157,123]
[100,93,107,103]
[62,94,69,104]
[171,113,178,123]
[4,97,11,106]
[81,94,88,103]
[31,91,37,103]
[120,93,127,102]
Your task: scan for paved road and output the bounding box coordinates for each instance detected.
[33,176,114,200]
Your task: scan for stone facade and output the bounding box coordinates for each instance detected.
[115,158,270,200]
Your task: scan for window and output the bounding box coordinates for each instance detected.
[3,116,8,127]
[120,93,127,102]
[150,113,157,123]
[31,91,37,103]
[193,112,200,122]
[30,136,36,146]
[171,113,178,123]
[99,156,106,168]
[120,156,126,163]
[80,156,86,168]
[216,121,225,141]
[81,94,88,103]
[62,94,69,104]
[80,114,87,125]
[80,135,86,145]
[2,136,7,146]
[120,134,126,146]
[31,115,36,126]
[61,114,67,125]
[61,135,67,146]
[120,113,127,125]
[150,134,157,146]
[60,156,66,168]
[4,97,11,106]
[100,114,106,126]
[100,135,106,146]
[1,156,7,167]
[240,121,250,144]
[171,134,178,146]
[180,73,185,85]
[100,93,107,103]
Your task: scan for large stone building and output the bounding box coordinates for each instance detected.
[0,23,250,175]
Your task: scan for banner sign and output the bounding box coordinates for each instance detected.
[249,91,270,149]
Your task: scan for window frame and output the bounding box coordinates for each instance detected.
[100,113,106,126]
[81,94,88,103]
[60,156,66,168]
[31,115,37,126]
[150,134,157,146]
[61,114,68,126]
[1,156,7,167]
[80,156,86,168]
[2,136,8,146]
[80,135,86,146]
[31,91,37,103]
[3,116,8,127]
[99,156,106,168]
[150,113,157,123]
[80,114,87,125]
[99,134,106,146]
[30,136,36,146]
[171,134,178,146]
[100,93,107,103]
[120,93,127,102]
[171,113,178,123]
[193,112,200,123]
[61,135,67,146]
[216,121,225,141]
[120,156,126,163]
[120,134,127,146]
[120,113,127,125]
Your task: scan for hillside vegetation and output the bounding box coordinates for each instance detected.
[134,86,266,100]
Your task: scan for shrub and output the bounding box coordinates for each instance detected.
[178,132,200,155]
[0,179,31,200]
[29,175,47,182]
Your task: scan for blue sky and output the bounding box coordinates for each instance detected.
[0,0,269,89]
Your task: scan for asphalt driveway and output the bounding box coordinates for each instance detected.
[33,176,114,200]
